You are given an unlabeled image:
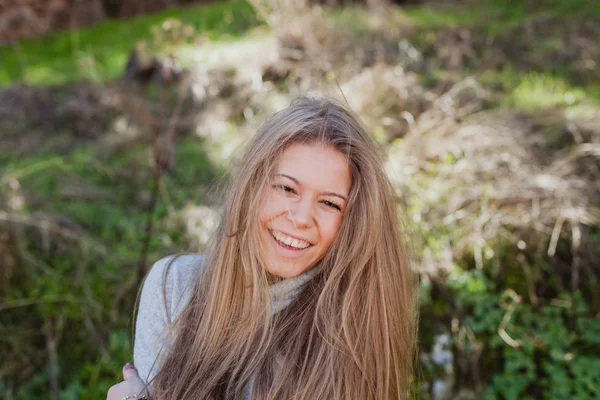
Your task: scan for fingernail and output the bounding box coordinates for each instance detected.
[124,362,134,370]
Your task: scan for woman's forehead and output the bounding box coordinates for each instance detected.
[274,143,351,195]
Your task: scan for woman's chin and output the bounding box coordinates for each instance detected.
[264,263,311,279]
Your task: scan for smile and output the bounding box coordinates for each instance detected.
[270,229,313,250]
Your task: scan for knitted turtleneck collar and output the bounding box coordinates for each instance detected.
[242,266,319,398]
[269,266,319,314]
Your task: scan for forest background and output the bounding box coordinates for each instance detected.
[1,0,599,399]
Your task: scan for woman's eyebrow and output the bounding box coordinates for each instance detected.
[322,192,348,201]
[275,174,348,201]
[276,173,299,184]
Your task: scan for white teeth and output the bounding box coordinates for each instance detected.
[271,230,310,249]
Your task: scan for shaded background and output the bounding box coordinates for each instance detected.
[1,0,599,398]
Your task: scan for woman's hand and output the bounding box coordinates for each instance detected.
[106,363,148,400]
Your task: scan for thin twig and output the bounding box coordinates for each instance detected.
[498,289,522,348]
[0,211,107,254]
[571,222,581,291]
[136,79,171,283]
[547,215,565,257]
[44,315,65,400]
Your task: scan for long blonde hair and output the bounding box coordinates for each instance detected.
[149,96,418,399]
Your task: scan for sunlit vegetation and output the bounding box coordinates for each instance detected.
[0,0,258,86]
[1,0,599,399]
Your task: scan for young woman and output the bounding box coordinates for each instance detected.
[107,96,417,400]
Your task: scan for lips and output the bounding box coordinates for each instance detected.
[269,229,313,250]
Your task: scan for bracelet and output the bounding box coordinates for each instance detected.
[120,393,148,400]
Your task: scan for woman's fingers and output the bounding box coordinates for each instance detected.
[107,363,146,400]
[122,362,140,381]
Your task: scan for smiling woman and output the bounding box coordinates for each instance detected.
[107,96,418,400]
[259,143,351,279]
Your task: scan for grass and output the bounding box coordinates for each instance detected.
[508,72,587,110]
[476,66,600,111]
[400,0,600,34]
[2,0,597,87]
[0,133,222,250]
[0,113,228,397]
[0,134,223,398]
[0,0,259,86]
[391,0,600,109]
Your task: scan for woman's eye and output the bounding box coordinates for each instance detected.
[322,200,342,211]
[274,184,295,194]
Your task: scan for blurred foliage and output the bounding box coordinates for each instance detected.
[412,181,600,398]
[0,136,223,399]
[420,268,600,399]
[1,0,599,399]
[0,0,259,86]
[400,0,600,32]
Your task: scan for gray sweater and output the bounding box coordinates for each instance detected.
[133,254,317,394]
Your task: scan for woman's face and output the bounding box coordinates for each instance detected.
[259,142,352,279]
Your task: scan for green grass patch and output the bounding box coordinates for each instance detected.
[509,73,586,110]
[478,66,600,110]
[401,0,600,33]
[0,135,222,243]
[0,0,259,86]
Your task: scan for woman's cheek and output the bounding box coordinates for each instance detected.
[259,194,278,222]
[321,213,343,244]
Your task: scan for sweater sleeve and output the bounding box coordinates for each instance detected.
[133,254,203,386]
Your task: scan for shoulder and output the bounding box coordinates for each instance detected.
[145,254,205,289]
[142,254,205,318]
[134,254,204,384]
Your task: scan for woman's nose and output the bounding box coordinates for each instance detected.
[287,197,313,228]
